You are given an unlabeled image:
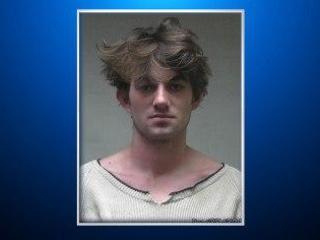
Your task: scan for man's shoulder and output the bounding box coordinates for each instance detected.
[80,160,98,184]
[80,159,115,192]
[222,164,241,192]
[224,164,241,176]
[188,148,222,173]
[98,149,129,172]
[80,149,128,183]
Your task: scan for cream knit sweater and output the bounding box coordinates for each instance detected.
[80,160,242,223]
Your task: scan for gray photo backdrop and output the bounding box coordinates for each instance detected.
[79,12,242,170]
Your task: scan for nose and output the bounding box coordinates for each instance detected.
[153,84,170,112]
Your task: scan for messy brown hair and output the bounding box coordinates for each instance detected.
[98,17,211,101]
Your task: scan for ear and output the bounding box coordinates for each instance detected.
[116,89,131,113]
[191,95,203,110]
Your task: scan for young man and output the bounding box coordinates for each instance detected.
[80,17,241,223]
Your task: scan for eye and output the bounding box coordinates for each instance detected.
[139,84,155,93]
[169,83,184,92]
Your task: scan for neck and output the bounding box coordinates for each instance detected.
[128,130,190,177]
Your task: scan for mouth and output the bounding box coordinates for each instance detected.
[149,114,175,119]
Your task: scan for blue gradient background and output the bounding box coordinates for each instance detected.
[1,0,320,239]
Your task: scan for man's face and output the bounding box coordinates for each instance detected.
[124,68,199,141]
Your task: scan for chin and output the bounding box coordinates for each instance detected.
[134,121,186,141]
[146,134,174,142]
[146,128,182,141]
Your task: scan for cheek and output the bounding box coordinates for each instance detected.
[178,95,194,113]
[128,95,147,116]
[175,101,193,120]
[184,105,193,117]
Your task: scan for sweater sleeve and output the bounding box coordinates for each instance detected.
[227,166,242,220]
[80,162,100,222]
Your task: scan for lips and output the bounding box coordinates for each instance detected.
[149,114,175,119]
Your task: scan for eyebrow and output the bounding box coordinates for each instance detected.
[135,75,185,84]
[169,75,186,83]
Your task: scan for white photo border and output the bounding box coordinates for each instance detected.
[77,9,245,226]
